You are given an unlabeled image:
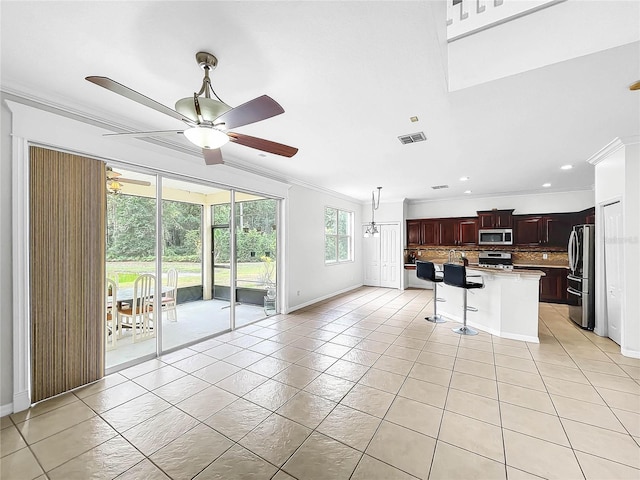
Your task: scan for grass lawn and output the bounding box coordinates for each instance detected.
[107,261,275,289]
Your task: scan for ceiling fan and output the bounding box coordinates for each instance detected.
[86,51,298,166]
[106,166,151,194]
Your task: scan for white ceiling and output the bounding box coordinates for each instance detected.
[1,1,639,203]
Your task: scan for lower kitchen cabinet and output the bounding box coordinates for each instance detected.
[515,266,568,303]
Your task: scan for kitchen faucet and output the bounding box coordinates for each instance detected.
[448,249,456,263]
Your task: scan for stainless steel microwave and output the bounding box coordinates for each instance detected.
[478,228,513,245]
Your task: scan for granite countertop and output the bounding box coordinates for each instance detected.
[406,260,545,276]
[405,260,568,269]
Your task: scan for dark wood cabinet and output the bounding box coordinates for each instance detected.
[514,216,543,245]
[421,220,438,246]
[514,214,574,247]
[407,220,421,246]
[477,209,514,228]
[438,219,457,246]
[407,218,477,246]
[458,219,478,245]
[538,267,568,303]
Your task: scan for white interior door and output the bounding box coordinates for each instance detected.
[363,226,381,286]
[603,201,623,345]
[380,224,401,289]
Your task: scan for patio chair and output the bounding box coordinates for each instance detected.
[118,273,155,343]
[162,268,178,322]
[106,278,118,351]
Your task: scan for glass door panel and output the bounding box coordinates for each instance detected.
[105,166,157,370]
[161,179,231,352]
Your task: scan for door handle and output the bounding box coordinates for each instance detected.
[567,287,582,297]
[567,274,582,282]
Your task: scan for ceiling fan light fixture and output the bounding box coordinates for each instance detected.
[175,96,231,124]
[184,126,230,149]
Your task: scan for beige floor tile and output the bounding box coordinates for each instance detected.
[188,338,224,353]
[366,420,435,479]
[393,336,427,350]
[456,346,495,365]
[562,418,640,469]
[248,340,285,355]
[177,385,238,420]
[100,391,172,432]
[450,372,498,399]
[119,359,164,379]
[283,432,362,480]
[152,374,210,404]
[272,346,311,363]
[537,362,589,385]
[47,435,143,480]
[195,444,278,480]
[497,381,555,414]
[73,374,128,399]
[151,423,233,479]
[384,345,420,362]
[422,341,458,357]
[495,366,546,392]
[11,392,78,423]
[329,334,362,348]
[246,356,293,377]
[192,361,241,384]
[0,425,26,457]
[1,415,13,430]
[503,429,583,480]
[132,365,186,390]
[17,400,96,444]
[621,364,640,380]
[122,406,199,456]
[385,396,442,438]
[415,350,455,370]
[579,358,629,377]
[429,441,506,480]
[371,355,414,376]
[445,388,500,426]
[325,359,371,382]
[204,398,271,441]
[30,416,118,472]
[500,402,569,446]
[240,413,311,466]
[203,343,245,360]
[613,408,640,437]
[0,447,44,480]
[359,368,406,394]
[117,459,171,479]
[409,363,452,387]
[543,376,605,405]
[304,373,355,401]
[596,386,640,412]
[493,344,532,359]
[356,339,392,354]
[314,342,352,358]
[531,351,577,368]
[243,379,299,410]
[81,380,148,413]
[438,411,504,462]
[171,353,218,373]
[294,351,338,371]
[159,347,197,364]
[341,382,395,417]
[277,390,336,429]
[505,466,546,479]
[367,331,399,345]
[215,369,269,396]
[584,371,640,395]
[494,354,538,373]
[454,358,496,380]
[288,336,327,351]
[316,404,380,451]
[551,394,626,433]
[273,364,321,389]
[272,469,297,480]
[351,454,418,479]
[575,450,640,480]
[342,348,381,366]
[228,335,264,348]
[606,352,640,368]
[397,377,448,409]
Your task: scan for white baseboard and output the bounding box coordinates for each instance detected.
[1,402,14,417]
[621,347,640,359]
[13,390,31,413]
[285,284,363,314]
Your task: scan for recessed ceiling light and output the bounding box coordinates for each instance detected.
[542,183,551,188]
[258,153,267,157]
[560,164,573,170]
[464,190,472,194]
[410,116,419,122]
[459,176,470,181]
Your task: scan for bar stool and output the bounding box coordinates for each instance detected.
[416,261,446,323]
[443,263,484,335]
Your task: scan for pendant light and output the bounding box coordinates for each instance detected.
[364,187,382,237]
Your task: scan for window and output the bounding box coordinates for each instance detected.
[325,207,353,264]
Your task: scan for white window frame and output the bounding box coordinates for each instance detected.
[324,206,354,265]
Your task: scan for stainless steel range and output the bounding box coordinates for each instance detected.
[478,251,513,270]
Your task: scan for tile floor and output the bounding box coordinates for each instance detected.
[2,286,639,480]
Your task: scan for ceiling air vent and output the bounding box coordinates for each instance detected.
[398,132,427,145]
[431,184,449,190]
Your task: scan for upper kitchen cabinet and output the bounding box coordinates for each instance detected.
[457,218,478,245]
[477,209,514,228]
[406,218,477,246]
[514,214,575,248]
[421,220,439,246]
[407,220,421,246]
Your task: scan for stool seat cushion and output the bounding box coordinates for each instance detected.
[443,263,484,289]
[416,261,443,282]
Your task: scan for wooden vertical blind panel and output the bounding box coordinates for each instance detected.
[30,146,106,403]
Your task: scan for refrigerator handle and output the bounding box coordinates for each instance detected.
[568,230,577,272]
[567,286,582,297]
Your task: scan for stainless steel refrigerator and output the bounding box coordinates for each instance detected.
[567,224,595,329]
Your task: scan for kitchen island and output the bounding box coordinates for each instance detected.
[428,264,545,343]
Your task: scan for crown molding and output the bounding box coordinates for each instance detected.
[407,187,594,205]
[587,136,640,165]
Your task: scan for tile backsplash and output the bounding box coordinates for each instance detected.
[406,247,568,267]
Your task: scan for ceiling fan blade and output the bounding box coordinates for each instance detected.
[104,130,184,138]
[86,76,194,125]
[118,178,152,186]
[215,95,284,130]
[228,132,298,157]
[203,148,224,166]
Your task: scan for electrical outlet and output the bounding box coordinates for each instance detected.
[543,253,548,260]
[296,290,300,296]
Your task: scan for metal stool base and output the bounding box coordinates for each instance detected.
[452,325,478,336]
[426,315,446,324]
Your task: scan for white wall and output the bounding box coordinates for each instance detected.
[0,99,13,410]
[622,144,639,357]
[448,0,640,90]
[286,185,363,312]
[407,189,594,219]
